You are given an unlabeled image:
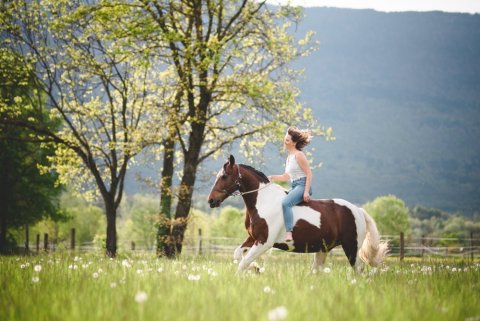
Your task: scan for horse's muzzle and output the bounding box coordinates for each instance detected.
[208,198,221,208]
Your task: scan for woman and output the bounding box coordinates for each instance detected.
[268,127,313,243]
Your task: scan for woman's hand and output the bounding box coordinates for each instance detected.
[303,192,310,202]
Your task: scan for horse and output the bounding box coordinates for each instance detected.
[207,155,389,273]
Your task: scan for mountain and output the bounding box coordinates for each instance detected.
[126,8,480,216]
[292,8,480,215]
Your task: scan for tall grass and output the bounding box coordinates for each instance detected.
[1,252,479,321]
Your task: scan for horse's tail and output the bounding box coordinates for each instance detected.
[358,208,389,267]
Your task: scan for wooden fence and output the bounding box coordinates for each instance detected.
[20,226,480,261]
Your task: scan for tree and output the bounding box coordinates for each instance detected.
[0,0,167,256]
[0,48,64,253]
[362,195,411,238]
[130,0,328,256]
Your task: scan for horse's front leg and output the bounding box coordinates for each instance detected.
[237,242,273,273]
[233,235,255,262]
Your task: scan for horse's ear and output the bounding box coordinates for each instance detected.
[229,155,235,165]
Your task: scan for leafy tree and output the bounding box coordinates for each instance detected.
[1,0,168,256]
[128,0,329,256]
[362,195,411,239]
[410,205,447,220]
[0,48,64,253]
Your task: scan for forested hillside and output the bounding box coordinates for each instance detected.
[291,8,480,215]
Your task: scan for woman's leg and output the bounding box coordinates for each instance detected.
[282,184,305,233]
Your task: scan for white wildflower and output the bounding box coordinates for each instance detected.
[110,282,117,288]
[135,291,148,304]
[263,286,275,294]
[268,306,288,321]
[323,267,331,273]
[187,274,201,281]
[92,272,99,279]
[157,267,164,273]
[32,276,40,283]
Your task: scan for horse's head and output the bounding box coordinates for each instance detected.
[208,155,241,208]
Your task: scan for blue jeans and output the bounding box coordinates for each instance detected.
[282,177,312,232]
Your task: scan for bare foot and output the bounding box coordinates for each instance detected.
[285,231,293,242]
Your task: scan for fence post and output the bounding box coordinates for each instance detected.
[471,232,474,261]
[70,228,75,250]
[44,233,49,252]
[197,229,203,256]
[399,232,404,261]
[131,241,135,251]
[421,235,425,257]
[36,234,40,254]
[25,224,29,254]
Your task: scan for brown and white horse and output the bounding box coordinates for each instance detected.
[207,155,388,273]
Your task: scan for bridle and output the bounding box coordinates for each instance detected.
[215,164,271,197]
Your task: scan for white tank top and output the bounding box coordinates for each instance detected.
[285,153,306,181]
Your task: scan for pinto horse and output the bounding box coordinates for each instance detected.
[208,155,388,272]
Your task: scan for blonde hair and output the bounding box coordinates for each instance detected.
[287,127,312,150]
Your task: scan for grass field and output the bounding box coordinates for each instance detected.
[1,251,479,321]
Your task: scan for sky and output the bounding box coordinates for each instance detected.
[265,0,480,14]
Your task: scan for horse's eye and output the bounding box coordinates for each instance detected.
[221,174,227,180]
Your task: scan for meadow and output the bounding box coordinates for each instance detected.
[1,252,479,321]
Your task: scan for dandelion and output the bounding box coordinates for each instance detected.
[20,264,26,269]
[263,286,275,294]
[122,259,131,268]
[207,269,218,277]
[187,274,201,281]
[136,269,143,274]
[34,265,42,272]
[350,278,357,285]
[323,267,331,273]
[68,264,78,270]
[92,272,99,279]
[135,291,148,304]
[157,267,164,273]
[32,276,40,283]
[268,306,288,321]
[110,282,117,288]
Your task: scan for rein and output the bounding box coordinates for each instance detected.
[216,164,271,197]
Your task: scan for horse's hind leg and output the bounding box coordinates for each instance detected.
[342,241,363,272]
[311,251,328,272]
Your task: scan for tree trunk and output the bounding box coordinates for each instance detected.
[167,121,205,257]
[0,217,7,254]
[104,196,117,257]
[157,136,175,256]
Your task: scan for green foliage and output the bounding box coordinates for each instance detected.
[211,206,246,239]
[362,195,411,237]
[0,47,64,252]
[118,194,159,250]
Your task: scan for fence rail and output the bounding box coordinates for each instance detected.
[17,229,480,261]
